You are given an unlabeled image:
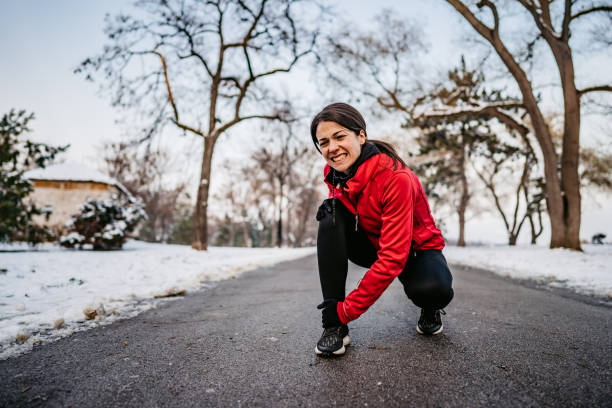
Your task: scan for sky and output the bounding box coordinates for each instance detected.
[0,0,462,161]
[1,0,610,244]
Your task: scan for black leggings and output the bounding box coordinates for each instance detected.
[317,199,454,310]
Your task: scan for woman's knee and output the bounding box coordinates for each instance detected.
[405,280,453,307]
[406,285,454,309]
[401,250,454,309]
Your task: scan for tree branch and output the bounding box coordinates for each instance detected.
[516,0,557,39]
[213,113,284,138]
[232,44,313,125]
[220,76,242,89]
[511,159,530,235]
[540,0,553,28]
[175,25,215,78]
[476,0,499,32]
[561,0,571,41]
[474,164,511,232]
[571,6,612,21]
[415,102,529,135]
[151,50,205,138]
[447,0,495,42]
[446,0,540,117]
[578,85,612,97]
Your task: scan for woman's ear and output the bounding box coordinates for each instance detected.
[359,130,366,145]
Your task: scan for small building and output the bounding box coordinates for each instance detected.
[24,162,132,233]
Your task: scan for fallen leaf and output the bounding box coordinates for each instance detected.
[154,289,186,298]
[368,345,390,351]
[15,332,29,344]
[83,308,97,320]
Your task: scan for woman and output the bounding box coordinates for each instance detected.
[311,103,454,357]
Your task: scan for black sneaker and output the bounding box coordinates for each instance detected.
[315,324,350,356]
[416,309,445,335]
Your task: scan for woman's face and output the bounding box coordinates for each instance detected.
[316,121,365,174]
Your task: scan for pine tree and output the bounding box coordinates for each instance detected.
[412,60,545,246]
[411,60,499,246]
[0,110,68,244]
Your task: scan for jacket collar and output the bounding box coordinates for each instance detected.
[324,142,381,194]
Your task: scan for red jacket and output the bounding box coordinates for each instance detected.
[323,153,445,324]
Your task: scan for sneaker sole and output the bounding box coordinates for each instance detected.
[416,324,443,335]
[315,335,350,356]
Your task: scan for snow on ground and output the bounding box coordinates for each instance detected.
[0,240,315,360]
[443,243,612,300]
[1,240,610,360]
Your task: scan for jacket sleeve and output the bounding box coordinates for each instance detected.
[337,172,415,324]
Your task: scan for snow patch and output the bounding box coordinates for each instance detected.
[443,244,612,299]
[24,162,132,197]
[0,240,315,359]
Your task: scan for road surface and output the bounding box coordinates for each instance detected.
[1,255,610,407]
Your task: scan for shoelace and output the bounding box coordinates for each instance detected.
[319,327,342,347]
[422,309,446,325]
[422,309,436,325]
[322,326,341,338]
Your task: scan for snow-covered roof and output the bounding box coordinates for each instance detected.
[24,162,132,197]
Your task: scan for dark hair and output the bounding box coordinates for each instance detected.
[310,102,406,168]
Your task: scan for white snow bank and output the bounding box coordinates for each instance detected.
[443,244,612,299]
[2,240,608,360]
[0,241,315,360]
[24,162,120,184]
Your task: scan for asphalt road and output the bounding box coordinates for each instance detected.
[1,254,611,407]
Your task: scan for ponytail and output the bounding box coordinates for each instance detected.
[369,139,407,170]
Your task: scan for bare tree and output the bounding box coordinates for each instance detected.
[318,10,426,113]
[252,136,292,247]
[319,3,611,250]
[471,132,545,245]
[284,139,323,247]
[438,0,612,250]
[415,60,548,245]
[250,127,317,247]
[213,159,261,247]
[102,141,187,242]
[411,60,502,246]
[78,0,320,250]
[212,130,323,247]
[415,123,482,247]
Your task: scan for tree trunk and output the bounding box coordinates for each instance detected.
[269,225,277,247]
[550,41,582,250]
[228,224,236,247]
[513,73,566,249]
[524,184,544,246]
[242,221,252,248]
[509,233,518,246]
[277,182,283,248]
[457,141,469,247]
[527,214,537,244]
[191,137,215,250]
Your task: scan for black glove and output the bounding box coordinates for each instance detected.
[316,199,334,221]
[317,298,342,328]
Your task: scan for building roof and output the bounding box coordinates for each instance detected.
[24,162,133,198]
